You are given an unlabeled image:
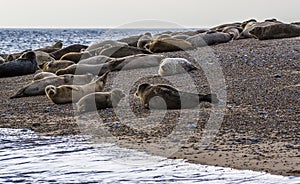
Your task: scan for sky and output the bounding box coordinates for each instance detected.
[0,0,299,28]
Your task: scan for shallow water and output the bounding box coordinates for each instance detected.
[1,128,299,184]
[0,29,299,183]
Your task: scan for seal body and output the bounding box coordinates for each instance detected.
[0,51,37,78]
[43,60,75,73]
[10,73,94,98]
[100,45,150,58]
[77,89,125,113]
[45,72,109,104]
[158,58,197,76]
[135,83,218,109]
[111,54,165,71]
[147,38,193,53]
[33,72,57,81]
[50,44,88,60]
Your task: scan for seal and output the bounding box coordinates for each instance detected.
[50,44,88,60]
[77,89,125,113]
[100,45,150,58]
[60,52,92,63]
[158,58,198,76]
[249,22,300,40]
[86,40,128,51]
[45,72,109,104]
[34,51,55,68]
[43,60,75,73]
[135,83,218,109]
[222,26,241,40]
[137,32,153,49]
[118,35,142,47]
[55,59,123,76]
[0,51,37,78]
[111,54,165,71]
[146,38,193,53]
[10,73,94,98]
[78,55,113,65]
[33,72,57,81]
[186,32,232,47]
[35,41,63,53]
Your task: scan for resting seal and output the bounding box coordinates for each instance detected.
[60,52,92,63]
[10,73,94,98]
[0,51,37,78]
[78,55,113,65]
[111,54,165,71]
[158,58,198,76]
[33,72,57,80]
[135,83,218,109]
[77,89,125,113]
[100,45,150,58]
[50,44,88,60]
[186,32,232,47]
[146,38,193,53]
[43,60,75,73]
[45,72,109,104]
[137,32,153,49]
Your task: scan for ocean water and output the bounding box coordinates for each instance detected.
[0,29,299,183]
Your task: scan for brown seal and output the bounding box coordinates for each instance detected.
[146,38,193,53]
[43,60,75,73]
[45,72,109,104]
[135,83,218,109]
[100,45,150,58]
[60,52,92,63]
[77,89,125,113]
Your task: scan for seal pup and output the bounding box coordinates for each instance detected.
[135,83,218,109]
[10,73,94,98]
[100,45,150,58]
[50,44,88,60]
[0,51,37,78]
[146,38,193,53]
[158,58,198,76]
[77,89,125,113]
[33,72,57,80]
[45,72,109,104]
[43,60,75,73]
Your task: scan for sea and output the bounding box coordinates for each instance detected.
[0,28,299,184]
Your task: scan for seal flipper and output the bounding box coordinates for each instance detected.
[10,87,27,99]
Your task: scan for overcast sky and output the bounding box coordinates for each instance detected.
[0,0,298,28]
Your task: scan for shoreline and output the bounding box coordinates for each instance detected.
[1,37,299,176]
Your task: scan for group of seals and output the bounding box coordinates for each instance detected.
[45,72,109,104]
[10,73,94,98]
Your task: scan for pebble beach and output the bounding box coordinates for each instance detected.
[0,34,299,177]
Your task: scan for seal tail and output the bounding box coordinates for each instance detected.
[199,93,219,104]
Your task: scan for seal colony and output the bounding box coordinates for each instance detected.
[0,18,299,177]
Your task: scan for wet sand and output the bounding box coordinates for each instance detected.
[0,37,299,176]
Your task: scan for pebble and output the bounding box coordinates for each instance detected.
[274,73,282,78]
